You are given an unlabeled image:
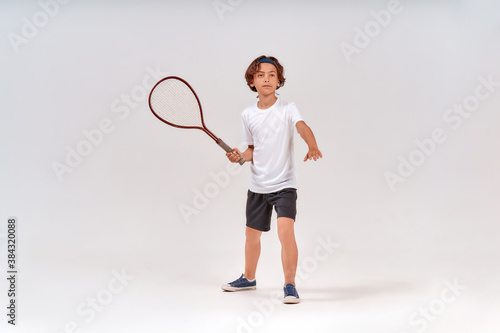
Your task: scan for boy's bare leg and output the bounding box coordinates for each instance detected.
[277,217,298,285]
[244,226,262,280]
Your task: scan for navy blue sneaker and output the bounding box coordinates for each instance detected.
[222,274,256,291]
[283,283,300,304]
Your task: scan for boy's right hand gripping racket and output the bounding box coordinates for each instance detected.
[148,76,245,165]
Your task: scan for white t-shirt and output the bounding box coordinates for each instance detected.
[241,98,304,194]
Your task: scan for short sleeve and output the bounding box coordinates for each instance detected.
[288,102,304,126]
[241,112,253,146]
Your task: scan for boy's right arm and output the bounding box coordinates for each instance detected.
[227,145,254,163]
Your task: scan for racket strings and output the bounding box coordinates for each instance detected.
[150,79,204,128]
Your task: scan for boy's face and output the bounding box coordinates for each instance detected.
[250,63,280,95]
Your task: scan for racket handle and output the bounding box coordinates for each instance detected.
[217,139,245,165]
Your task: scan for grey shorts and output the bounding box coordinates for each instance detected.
[246,188,297,232]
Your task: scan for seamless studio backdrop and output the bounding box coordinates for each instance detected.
[1,1,499,332]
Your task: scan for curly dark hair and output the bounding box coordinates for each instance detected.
[245,55,286,92]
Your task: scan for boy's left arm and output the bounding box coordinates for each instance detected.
[296,121,323,162]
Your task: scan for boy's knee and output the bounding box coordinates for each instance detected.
[246,226,262,239]
[277,218,295,239]
[277,217,295,229]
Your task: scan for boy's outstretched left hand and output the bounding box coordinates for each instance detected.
[304,148,323,162]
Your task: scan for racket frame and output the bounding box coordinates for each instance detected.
[148,76,218,141]
[148,76,245,165]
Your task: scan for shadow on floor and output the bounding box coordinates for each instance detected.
[300,280,418,302]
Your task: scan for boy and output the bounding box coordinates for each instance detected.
[222,55,322,304]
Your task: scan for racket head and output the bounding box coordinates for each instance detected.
[148,76,208,131]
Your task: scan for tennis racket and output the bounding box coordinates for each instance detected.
[148,76,245,165]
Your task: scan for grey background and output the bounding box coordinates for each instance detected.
[1,0,499,332]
